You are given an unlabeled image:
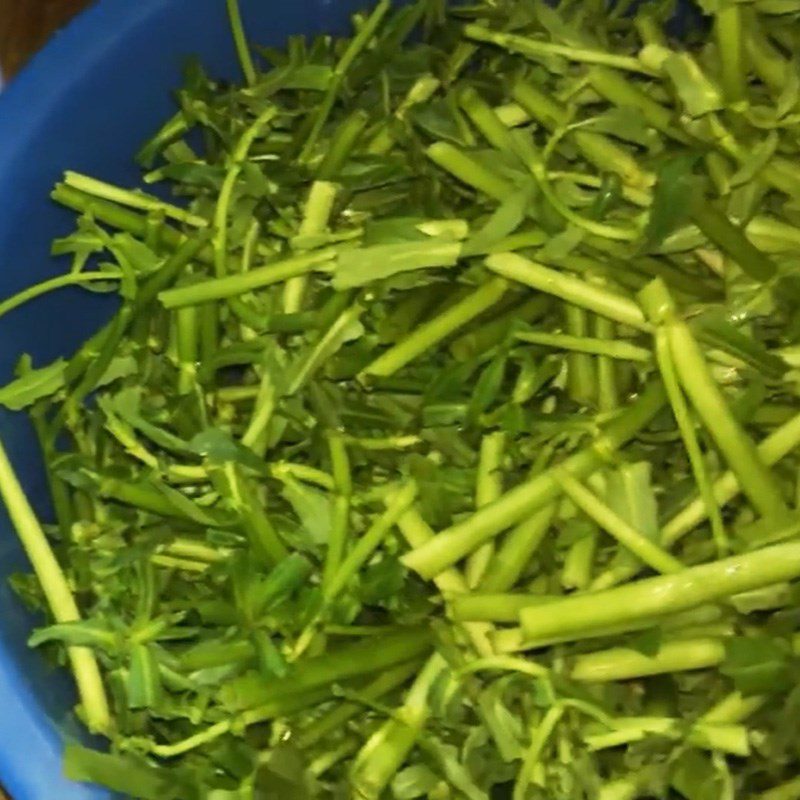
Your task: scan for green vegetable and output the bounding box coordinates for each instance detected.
[520,542,800,641]
[2,0,800,796]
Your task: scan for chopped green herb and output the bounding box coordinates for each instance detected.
[2,0,800,796]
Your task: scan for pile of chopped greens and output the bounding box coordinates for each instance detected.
[7,0,800,796]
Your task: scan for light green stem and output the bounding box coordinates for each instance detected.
[555,470,684,575]
[213,105,278,276]
[296,660,419,748]
[322,433,352,594]
[63,172,207,227]
[458,85,518,156]
[466,432,506,588]
[465,24,655,75]
[287,303,364,395]
[324,482,417,601]
[283,181,339,313]
[159,248,337,308]
[562,530,599,590]
[663,409,800,545]
[450,295,550,361]
[0,271,122,324]
[402,382,665,578]
[393,503,494,656]
[587,66,687,142]
[360,278,508,378]
[350,654,447,800]
[0,438,110,734]
[226,0,257,85]
[426,141,515,200]
[715,4,745,104]
[664,304,786,520]
[480,504,556,593]
[571,637,726,682]
[520,541,800,642]
[701,691,767,725]
[510,80,650,188]
[240,362,277,454]
[486,253,649,331]
[513,706,564,800]
[639,294,729,556]
[564,305,597,407]
[449,593,556,623]
[517,330,651,362]
[595,314,620,411]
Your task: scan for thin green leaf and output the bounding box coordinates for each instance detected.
[0,358,66,411]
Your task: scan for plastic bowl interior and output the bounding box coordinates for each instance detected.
[0,1,366,797]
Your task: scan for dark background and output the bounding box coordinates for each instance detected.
[1,0,92,78]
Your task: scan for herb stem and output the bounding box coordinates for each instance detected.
[159,248,337,308]
[519,541,800,643]
[283,181,339,313]
[513,706,564,800]
[231,470,288,565]
[214,105,278,277]
[595,314,620,411]
[639,283,730,555]
[690,198,777,282]
[62,171,206,228]
[564,305,597,406]
[479,504,556,593]
[298,0,391,164]
[701,691,767,725]
[458,85,518,156]
[571,637,726,682]
[226,0,257,85]
[0,271,121,324]
[148,720,231,757]
[449,593,556,623]
[52,184,184,250]
[393,503,494,656]
[465,24,655,75]
[288,303,364,395]
[240,359,277,455]
[323,481,417,602]
[518,329,651,362]
[395,505,467,594]
[450,295,550,361]
[360,277,508,378]
[175,304,199,395]
[426,142,515,200]
[466,431,506,588]
[715,4,745,104]
[743,9,787,92]
[296,660,420,748]
[317,110,369,180]
[512,81,651,188]
[555,470,684,575]
[657,286,787,520]
[486,253,649,331]
[663,409,800,545]
[0,437,111,734]
[586,66,688,143]
[221,627,433,711]
[402,381,666,578]
[350,654,447,800]
[322,433,352,594]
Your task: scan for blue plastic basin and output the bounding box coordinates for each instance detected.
[0,2,366,797]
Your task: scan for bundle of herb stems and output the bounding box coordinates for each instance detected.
[4,0,800,796]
